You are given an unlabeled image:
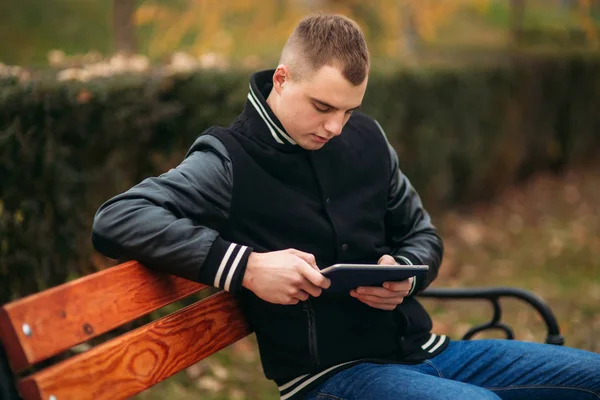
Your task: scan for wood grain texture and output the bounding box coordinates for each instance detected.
[0,261,208,372]
[18,291,252,400]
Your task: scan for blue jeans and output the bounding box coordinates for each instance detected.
[305,340,600,399]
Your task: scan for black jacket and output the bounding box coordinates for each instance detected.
[92,69,446,399]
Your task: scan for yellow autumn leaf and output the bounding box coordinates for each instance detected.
[14,210,23,224]
[134,4,162,26]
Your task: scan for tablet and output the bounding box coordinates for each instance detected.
[320,264,429,292]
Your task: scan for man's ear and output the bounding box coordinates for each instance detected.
[272,64,289,94]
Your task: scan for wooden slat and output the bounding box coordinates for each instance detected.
[0,261,208,372]
[18,291,252,400]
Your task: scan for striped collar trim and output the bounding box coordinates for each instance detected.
[247,81,297,146]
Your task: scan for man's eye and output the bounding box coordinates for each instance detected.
[314,105,330,113]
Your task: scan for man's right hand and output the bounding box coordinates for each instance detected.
[242,249,331,305]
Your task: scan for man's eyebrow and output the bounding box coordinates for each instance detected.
[310,97,361,111]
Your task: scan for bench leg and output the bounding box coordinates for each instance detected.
[0,343,20,400]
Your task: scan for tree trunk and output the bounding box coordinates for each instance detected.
[510,0,525,45]
[113,0,136,54]
[401,2,420,58]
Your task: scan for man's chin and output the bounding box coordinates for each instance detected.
[296,135,330,150]
[298,141,326,151]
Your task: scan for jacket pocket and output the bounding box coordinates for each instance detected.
[396,297,433,337]
[315,296,400,364]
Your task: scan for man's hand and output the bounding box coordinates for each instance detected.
[349,254,413,311]
[242,249,331,305]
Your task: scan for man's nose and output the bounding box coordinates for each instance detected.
[323,113,345,137]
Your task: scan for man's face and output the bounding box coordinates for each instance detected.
[271,65,368,150]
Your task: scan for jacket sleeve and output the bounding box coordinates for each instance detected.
[377,121,444,297]
[91,135,252,293]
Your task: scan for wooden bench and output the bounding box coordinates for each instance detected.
[0,260,564,400]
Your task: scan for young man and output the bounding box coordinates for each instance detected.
[92,14,600,400]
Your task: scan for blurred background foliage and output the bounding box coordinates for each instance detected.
[1,1,599,399]
[2,56,598,304]
[1,0,599,67]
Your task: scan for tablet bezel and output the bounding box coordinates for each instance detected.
[320,263,429,275]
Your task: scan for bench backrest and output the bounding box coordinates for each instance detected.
[0,261,252,400]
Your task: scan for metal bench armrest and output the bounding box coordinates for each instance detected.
[419,287,565,346]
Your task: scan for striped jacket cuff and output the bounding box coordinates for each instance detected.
[203,237,253,292]
[393,253,419,297]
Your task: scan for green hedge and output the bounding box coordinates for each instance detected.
[1,55,599,303]
[365,55,600,204]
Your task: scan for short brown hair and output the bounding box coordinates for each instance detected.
[280,14,370,85]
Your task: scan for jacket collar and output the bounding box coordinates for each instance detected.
[244,69,299,149]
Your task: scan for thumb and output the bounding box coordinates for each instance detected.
[378,254,397,265]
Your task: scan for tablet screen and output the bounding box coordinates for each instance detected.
[320,264,429,292]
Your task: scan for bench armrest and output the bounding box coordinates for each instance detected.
[419,287,565,346]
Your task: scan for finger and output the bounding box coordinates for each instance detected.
[298,262,331,289]
[298,280,323,297]
[284,298,300,305]
[355,286,406,298]
[378,254,397,265]
[353,292,406,305]
[350,289,406,303]
[289,249,319,270]
[358,298,397,311]
[291,289,310,302]
[383,278,413,291]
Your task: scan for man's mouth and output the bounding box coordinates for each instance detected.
[312,134,329,144]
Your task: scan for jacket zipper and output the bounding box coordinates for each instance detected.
[303,299,320,368]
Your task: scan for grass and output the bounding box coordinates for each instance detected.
[134,165,600,399]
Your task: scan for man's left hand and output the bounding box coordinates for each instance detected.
[349,254,413,311]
